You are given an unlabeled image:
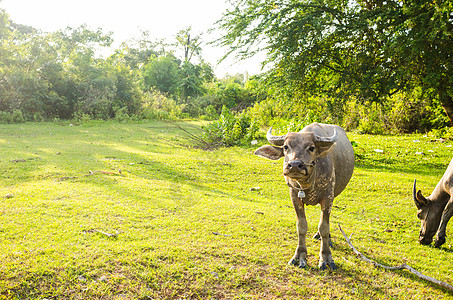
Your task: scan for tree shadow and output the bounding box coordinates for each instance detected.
[355,156,448,177]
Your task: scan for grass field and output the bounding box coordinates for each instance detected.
[0,120,452,299]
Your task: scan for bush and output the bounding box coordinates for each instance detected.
[201,106,259,147]
[341,91,449,134]
[357,108,387,135]
[0,111,13,124]
[340,100,388,134]
[12,109,25,123]
[427,126,453,139]
[141,89,182,120]
[189,77,261,118]
[72,112,92,124]
[32,112,45,122]
[203,105,218,120]
[0,110,25,124]
[114,106,137,123]
[387,91,448,133]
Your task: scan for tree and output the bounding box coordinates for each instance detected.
[0,10,61,119]
[113,31,167,70]
[216,0,453,123]
[178,61,205,100]
[49,26,117,119]
[141,54,180,96]
[175,27,202,62]
[51,24,113,61]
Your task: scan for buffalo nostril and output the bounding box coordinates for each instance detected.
[288,160,303,170]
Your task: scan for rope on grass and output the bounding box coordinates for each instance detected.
[338,224,453,292]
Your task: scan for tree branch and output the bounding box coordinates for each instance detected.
[84,229,119,238]
[170,121,210,146]
[338,224,453,292]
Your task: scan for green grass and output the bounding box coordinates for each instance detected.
[0,120,452,299]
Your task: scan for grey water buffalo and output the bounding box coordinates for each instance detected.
[413,157,453,247]
[254,123,354,270]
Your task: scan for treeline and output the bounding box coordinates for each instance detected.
[0,10,263,124]
[1,6,451,144]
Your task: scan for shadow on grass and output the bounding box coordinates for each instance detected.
[67,132,274,209]
[356,156,448,177]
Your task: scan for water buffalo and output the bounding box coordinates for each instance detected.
[254,123,354,269]
[413,158,453,247]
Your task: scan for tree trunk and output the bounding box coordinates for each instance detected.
[184,33,190,62]
[439,91,453,126]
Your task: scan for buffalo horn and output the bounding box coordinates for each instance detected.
[314,128,338,143]
[266,127,286,146]
[413,179,418,207]
[413,179,428,208]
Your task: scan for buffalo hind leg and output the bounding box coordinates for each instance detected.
[289,189,308,268]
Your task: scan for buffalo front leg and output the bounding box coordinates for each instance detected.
[318,199,336,270]
[435,197,453,247]
[288,189,308,268]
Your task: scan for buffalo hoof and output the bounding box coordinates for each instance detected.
[289,258,307,269]
[299,259,308,268]
[319,260,337,270]
[434,237,446,248]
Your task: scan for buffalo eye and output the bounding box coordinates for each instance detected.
[308,146,315,152]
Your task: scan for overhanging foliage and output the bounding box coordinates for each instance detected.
[216,0,453,121]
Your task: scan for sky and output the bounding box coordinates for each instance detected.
[0,0,267,77]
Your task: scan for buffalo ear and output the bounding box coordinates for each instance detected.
[254,145,284,160]
[313,129,337,155]
[415,190,429,208]
[413,179,429,208]
[314,140,335,155]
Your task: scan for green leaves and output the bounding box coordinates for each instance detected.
[216,0,453,122]
[141,54,180,96]
[201,106,259,147]
[175,27,202,62]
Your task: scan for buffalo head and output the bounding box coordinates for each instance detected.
[254,127,337,188]
[413,180,443,245]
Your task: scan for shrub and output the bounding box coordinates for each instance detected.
[12,109,25,123]
[0,111,13,124]
[32,112,45,122]
[141,89,182,120]
[201,106,259,147]
[340,100,388,134]
[387,91,448,133]
[193,77,261,118]
[203,105,218,120]
[114,106,134,123]
[0,110,26,124]
[427,126,453,139]
[72,112,92,124]
[341,91,449,134]
[357,109,387,135]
